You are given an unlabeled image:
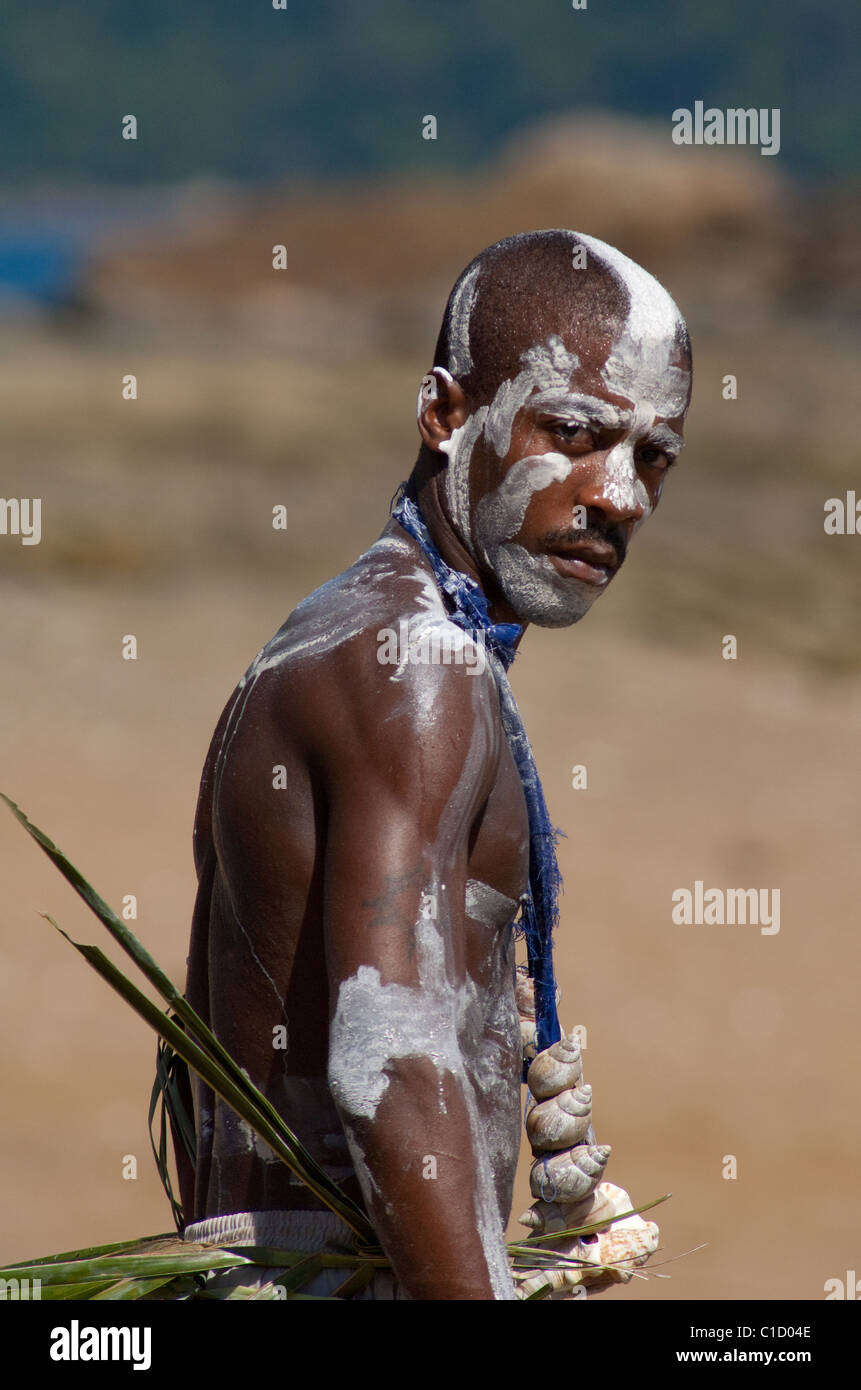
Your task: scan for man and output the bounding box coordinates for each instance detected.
[177,229,692,1299]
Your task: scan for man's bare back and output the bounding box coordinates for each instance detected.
[185,518,529,1297]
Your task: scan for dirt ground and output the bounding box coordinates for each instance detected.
[1,328,859,1300]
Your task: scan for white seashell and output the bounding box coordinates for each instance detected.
[557,1181,632,1233]
[516,1200,568,1234]
[573,1211,660,1287]
[514,966,536,1019]
[518,1181,628,1235]
[526,1034,583,1100]
[526,1084,593,1151]
[590,1213,659,1272]
[514,1267,574,1298]
[520,1019,539,1063]
[529,1143,610,1203]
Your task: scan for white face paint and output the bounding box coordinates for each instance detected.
[486,542,604,628]
[446,262,481,378]
[443,337,605,626]
[603,402,654,516]
[575,232,690,420]
[442,336,581,556]
[440,405,488,546]
[439,234,689,628]
[473,450,600,626]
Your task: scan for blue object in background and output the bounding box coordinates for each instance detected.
[0,237,85,311]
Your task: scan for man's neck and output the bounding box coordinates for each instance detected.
[406,457,528,638]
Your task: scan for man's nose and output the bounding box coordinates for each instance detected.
[575,446,649,525]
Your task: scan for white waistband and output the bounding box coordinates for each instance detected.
[183,1209,356,1252]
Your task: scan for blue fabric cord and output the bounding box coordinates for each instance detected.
[391,485,563,1055]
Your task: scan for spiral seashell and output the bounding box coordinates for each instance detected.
[526,1033,583,1100]
[520,1018,539,1062]
[559,1181,631,1233]
[514,966,536,1020]
[514,1212,658,1299]
[514,1267,578,1299]
[516,1199,568,1234]
[518,1180,627,1235]
[526,1084,593,1152]
[529,1143,610,1203]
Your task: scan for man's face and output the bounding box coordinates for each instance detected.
[447,318,690,628]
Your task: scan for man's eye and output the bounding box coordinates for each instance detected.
[638,447,672,469]
[552,422,594,446]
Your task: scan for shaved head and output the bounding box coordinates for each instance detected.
[433,229,690,410]
[413,229,693,630]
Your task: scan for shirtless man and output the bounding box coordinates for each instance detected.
[177,229,692,1300]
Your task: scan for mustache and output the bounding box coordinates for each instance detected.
[540,523,628,566]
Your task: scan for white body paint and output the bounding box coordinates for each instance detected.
[464,878,518,928]
[387,567,487,688]
[328,952,462,1123]
[328,683,520,1300]
[329,931,518,1299]
[200,531,523,1296]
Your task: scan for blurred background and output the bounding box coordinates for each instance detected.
[1,1,859,1299]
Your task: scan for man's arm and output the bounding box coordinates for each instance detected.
[314,651,517,1300]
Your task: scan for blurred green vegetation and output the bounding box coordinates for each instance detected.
[0,0,856,185]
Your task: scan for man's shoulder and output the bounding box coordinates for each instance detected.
[246,529,503,754]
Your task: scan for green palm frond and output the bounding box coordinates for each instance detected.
[0,794,377,1248]
[149,1029,195,1231]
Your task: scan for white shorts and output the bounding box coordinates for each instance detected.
[183,1209,404,1300]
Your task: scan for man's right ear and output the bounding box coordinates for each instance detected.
[416,367,470,454]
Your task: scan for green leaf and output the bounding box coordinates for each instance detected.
[12,1234,177,1267]
[44,919,377,1244]
[0,1249,255,1287]
[33,1281,123,1301]
[2,794,377,1247]
[148,1032,193,1231]
[90,1275,181,1301]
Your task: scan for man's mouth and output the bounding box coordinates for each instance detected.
[544,541,620,587]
